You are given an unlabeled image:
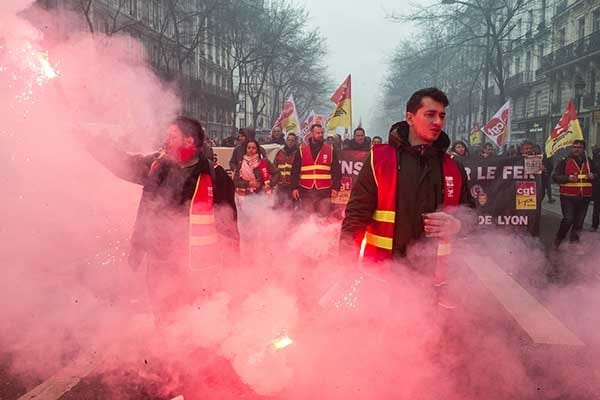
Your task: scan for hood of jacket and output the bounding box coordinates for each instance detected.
[388,121,450,157]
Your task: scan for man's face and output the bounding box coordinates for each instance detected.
[454,143,466,155]
[372,137,382,145]
[406,97,446,144]
[164,124,194,160]
[354,130,365,144]
[237,133,247,145]
[286,135,297,147]
[312,126,324,142]
[520,144,533,156]
[272,126,283,138]
[572,143,585,157]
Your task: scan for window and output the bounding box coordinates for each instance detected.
[534,91,541,116]
[152,1,160,28]
[525,51,532,73]
[590,70,597,96]
[555,82,562,109]
[540,0,547,27]
[128,0,137,17]
[593,8,600,32]
[515,56,521,74]
[559,27,566,47]
[577,16,585,41]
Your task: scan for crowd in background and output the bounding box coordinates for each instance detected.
[209,122,600,253]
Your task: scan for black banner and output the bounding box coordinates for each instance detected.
[333,150,369,205]
[462,156,543,235]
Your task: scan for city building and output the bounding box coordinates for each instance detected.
[33,0,236,142]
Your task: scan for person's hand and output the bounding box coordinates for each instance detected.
[423,212,462,239]
[292,189,300,200]
[249,180,260,189]
[569,175,578,182]
[588,173,595,181]
[331,190,339,198]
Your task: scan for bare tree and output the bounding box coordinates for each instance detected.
[388,0,534,120]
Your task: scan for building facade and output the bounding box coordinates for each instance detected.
[444,0,600,149]
[34,0,236,142]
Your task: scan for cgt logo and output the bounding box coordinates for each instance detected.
[486,118,506,137]
[515,181,536,210]
[516,181,536,196]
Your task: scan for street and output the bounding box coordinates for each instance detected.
[1,196,599,400]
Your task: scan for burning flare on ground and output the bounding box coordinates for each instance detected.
[272,335,293,350]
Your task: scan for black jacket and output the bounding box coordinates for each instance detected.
[290,139,342,191]
[89,138,238,266]
[268,136,286,145]
[343,138,371,152]
[341,121,474,258]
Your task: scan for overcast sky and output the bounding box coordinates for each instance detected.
[300,0,416,135]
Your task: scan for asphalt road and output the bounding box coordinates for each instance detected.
[2,199,599,400]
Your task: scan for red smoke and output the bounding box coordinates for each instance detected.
[1,3,600,400]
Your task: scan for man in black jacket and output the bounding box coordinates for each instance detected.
[268,125,286,145]
[341,88,474,261]
[343,127,371,151]
[88,117,238,317]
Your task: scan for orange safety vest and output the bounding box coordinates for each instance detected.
[188,173,220,270]
[559,157,592,197]
[363,145,463,262]
[299,142,333,190]
[275,149,295,185]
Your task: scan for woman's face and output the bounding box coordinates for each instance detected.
[246,142,258,157]
[455,143,465,155]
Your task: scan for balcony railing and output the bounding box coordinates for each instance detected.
[582,93,600,108]
[505,71,534,90]
[540,30,600,72]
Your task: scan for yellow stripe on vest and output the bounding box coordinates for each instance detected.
[365,231,393,250]
[373,210,395,223]
[561,183,592,188]
[190,235,218,246]
[190,214,216,225]
[301,165,331,172]
[300,174,332,180]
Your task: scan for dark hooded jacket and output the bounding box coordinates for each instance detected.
[88,137,239,268]
[341,121,474,258]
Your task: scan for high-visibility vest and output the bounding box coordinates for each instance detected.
[275,149,295,185]
[189,173,220,270]
[559,157,593,197]
[363,145,463,262]
[299,142,333,190]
